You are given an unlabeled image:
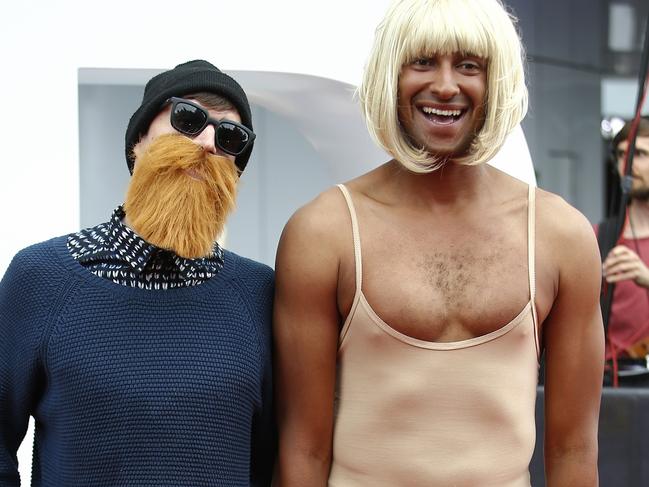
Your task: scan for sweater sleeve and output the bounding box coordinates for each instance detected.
[246,265,276,487]
[250,338,276,487]
[0,250,52,486]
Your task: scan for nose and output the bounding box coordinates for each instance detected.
[430,62,460,100]
[193,124,217,154]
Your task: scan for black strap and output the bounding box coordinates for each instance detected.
[598,217,619,336]
[597,218,617,262]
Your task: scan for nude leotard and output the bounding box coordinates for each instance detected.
[329,184,540,487]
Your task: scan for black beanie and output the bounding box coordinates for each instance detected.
[125,60,253,173]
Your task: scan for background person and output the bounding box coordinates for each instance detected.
[600,117,649,371]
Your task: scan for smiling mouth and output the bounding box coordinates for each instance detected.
[419,106,466,125]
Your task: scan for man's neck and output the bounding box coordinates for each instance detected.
[624,199,649,239]
[385,159,497,212]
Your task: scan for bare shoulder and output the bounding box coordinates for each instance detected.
[278,163,385,254]
[278,186,350,254]
[533,188,603,345]
[535,188,599,254]
[275,183,365,284]
[535,188,601,299]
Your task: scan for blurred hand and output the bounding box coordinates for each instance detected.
[603,245,649,288]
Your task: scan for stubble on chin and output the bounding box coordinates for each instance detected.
[630,187,649,201]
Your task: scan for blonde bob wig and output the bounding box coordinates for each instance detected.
[358,0,528,172]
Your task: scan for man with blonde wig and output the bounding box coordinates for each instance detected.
[274,0,603,486]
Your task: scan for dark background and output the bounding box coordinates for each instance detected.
[506,0,648,224]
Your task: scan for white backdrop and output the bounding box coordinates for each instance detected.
[0,0,391,274]
[1,1,534,483]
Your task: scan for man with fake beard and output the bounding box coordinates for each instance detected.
[0,60,274,486]
[600,117,649,372]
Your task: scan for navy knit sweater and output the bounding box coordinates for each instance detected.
[0,236,275,486]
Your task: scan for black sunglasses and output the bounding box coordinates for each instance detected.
[166,97,255,156]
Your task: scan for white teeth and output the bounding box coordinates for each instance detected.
[421,107,462,117]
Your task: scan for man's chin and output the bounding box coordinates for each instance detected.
[630,187,649,201]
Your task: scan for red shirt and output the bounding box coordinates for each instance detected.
[606,236,649,359]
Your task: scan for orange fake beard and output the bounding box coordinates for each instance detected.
[124,134,238,259]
